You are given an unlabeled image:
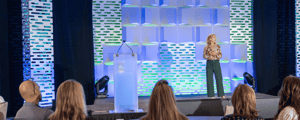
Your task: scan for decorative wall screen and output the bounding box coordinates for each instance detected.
[296,0,300,77]
[93,0,253,97]
[22,0,54,107]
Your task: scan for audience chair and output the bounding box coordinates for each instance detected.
[0,102,7,120]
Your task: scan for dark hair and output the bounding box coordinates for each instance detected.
[141,80,188,120]
[274,75,300,120]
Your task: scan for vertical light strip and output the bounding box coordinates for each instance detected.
[92,0,122,65]
[296,0,300,77]
[22,0,54,107]
[22,0,31,80]
[230,0,253,61]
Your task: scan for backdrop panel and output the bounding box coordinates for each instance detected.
[93,0,254,97]
[53,0,95,105]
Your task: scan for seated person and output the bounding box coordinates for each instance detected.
[49,80,96,120]
[274,75,300,120]
[0,112,4,120]
[0,96,6,119]
[222,84,264,120]
[15,79,53,120]
[0,96,4,103]
[140,80,188,120]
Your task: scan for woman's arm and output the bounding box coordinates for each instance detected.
[277,107,298,120]
[203,46,209,59]
[216,45,222,59]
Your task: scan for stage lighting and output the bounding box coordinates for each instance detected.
[95,75,109,99]
[243,72,256,91]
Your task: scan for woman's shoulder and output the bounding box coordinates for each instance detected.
[280,106,298,116]
[86,116,97,120]
[222,114,234,119]
[277,106,299,120]
[179,114,189,120]
[281,106,297,113]
[222,114,264,120]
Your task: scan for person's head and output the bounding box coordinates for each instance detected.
[274,75,300,120]
[49,80,87,120]
[19,79,42,105]
[231,84,258,119]
[206,34,216,46]
[142,80,188,120]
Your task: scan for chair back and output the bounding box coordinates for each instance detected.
[0,102,8,120]
[224,105,234,116]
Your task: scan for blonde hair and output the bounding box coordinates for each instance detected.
[206,34,216,46]
[49,80,87,120]
[141,80,188,120]
[231,84,259,119]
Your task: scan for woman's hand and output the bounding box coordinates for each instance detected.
[210,51,218,56]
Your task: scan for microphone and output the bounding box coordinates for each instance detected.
[116,40,134,57]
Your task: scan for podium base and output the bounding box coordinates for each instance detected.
[109,109,144,113]
[96,95,108,99]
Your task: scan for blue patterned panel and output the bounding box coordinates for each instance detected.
[22,0,54,107]
[296,0,300,77]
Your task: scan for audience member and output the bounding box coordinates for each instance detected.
[0,112,3,120]
[15,79,53,120]
[140,80,188,120]
[222,84,264,120]
[0,96,6,119]
[0,96,4,103]
[274,75,300,120]
[49,79,95,120]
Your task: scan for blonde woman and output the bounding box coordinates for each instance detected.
[49,80,93,120]
[140,80,189,120]
[222,84,264,120]
[203,34,225,98]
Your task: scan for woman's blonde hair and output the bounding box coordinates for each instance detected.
[141,80,188,120]
[49,80,87,120]
[206,34,216,46]
[231,84,259,119]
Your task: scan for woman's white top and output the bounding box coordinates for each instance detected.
[277,106,299,120]
[0,96,4,103]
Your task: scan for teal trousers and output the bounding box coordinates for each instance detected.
[206,60,225,97]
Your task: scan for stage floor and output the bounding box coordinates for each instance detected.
[88,93,279,115]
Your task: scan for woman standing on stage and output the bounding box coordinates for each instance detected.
[203,34,225,99]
